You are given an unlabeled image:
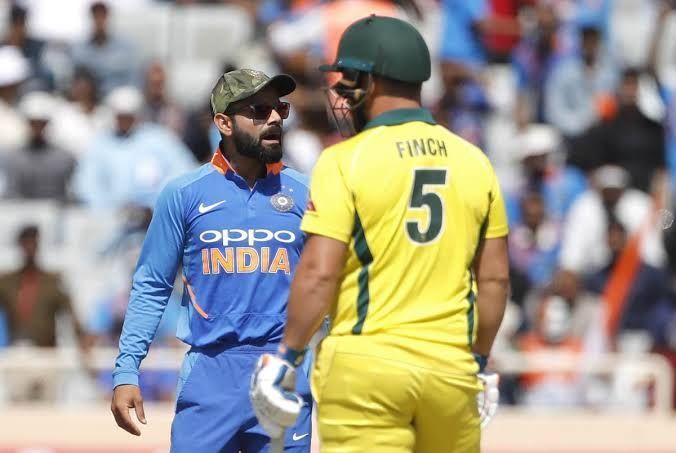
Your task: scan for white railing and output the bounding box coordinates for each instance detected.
[493,350,674,414]
[0,347,672,413]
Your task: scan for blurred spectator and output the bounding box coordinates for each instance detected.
[182,62,233,164]
[665,87,676,200]
[257,0,319,25]
[655,1,676,92]
[504,124,587,225]
[439,0,520,67]
[283,103,335,174]
[512,2,568,124]
[518,295,584,407]
[602,68,665,193]
[439,0,489,68]
[92,283,180,402]
[608,0,659,69]
[570,68,666,193]
[436,1,490,146]
[2,3,53,91]
[0,225,89,402]
[267,0,401,83]
[586,220,672,346]
[508,191,561,290]
[0,225,86,348]
[183,101,217,164]
[73,86,197,210]
[142,61,185,137]
[435,0,520,146]
[545,25,617,138]
[48,67,112,157]
[88,206,180,402]
[0,45,30,152]
[435,65,490,147]
[649,1,676,187]
[559,165,664,275]
[2,92,75,201]
[483,0,522,63]
[71,1,141,96]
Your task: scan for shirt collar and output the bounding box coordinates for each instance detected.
[211,147,283,177]
[363,108,437,131]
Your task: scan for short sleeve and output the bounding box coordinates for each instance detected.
[484,168,509,239]
[301,150,355,244]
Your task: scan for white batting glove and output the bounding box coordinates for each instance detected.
[250,348,305,439]
[477,372,500,429]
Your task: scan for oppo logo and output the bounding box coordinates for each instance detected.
[199,229,296,246]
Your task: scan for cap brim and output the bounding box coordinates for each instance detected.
[318,63,339,73]
[263,73,296,97]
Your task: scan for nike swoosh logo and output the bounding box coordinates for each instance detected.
[292,433,309,441]
[198,200,225,214]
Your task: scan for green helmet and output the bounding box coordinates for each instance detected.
[319,15,431,83]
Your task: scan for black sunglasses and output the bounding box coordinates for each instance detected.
[231,101,290,120]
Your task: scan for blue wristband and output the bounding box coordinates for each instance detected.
[278,344,307,367]
[473,353,488,373]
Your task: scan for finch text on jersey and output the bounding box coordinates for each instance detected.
[396,138,448,159]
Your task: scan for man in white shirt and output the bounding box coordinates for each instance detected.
[0,46,29,152]
[559,165,665,274]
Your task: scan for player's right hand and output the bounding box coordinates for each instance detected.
[111,384,147,436]
[250,353,303,439]
[477,372,500,429]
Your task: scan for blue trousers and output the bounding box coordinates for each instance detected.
[170,343,312,453]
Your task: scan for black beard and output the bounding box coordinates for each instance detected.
[232,123,283,164]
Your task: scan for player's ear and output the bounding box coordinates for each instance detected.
[213,113,234,137]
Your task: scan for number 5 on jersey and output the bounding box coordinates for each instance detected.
[406,169,448,244]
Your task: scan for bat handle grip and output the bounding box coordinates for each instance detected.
[270,433,285,453]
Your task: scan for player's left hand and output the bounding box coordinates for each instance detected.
[250,352,304,438]
[477,372,499,429]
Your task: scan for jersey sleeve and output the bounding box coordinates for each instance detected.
[112,181,185,388]
[301,150,355,244]
[484,167,509,239]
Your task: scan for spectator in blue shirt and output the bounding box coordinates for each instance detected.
[545,25,618,138]
[71,2,141,95]
[437,0,519,147]
[512,2,568,123]
[439,0,489,67]
[509,191,561,291]
[73,86,197,210]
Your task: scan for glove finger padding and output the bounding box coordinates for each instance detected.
[250,354,303,438]
[477,372,500,429]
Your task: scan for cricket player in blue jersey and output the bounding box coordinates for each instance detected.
[110,68,312,452]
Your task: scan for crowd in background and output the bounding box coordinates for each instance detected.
[0,0,676,410]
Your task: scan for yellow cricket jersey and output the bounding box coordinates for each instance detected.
[301,108,508,383]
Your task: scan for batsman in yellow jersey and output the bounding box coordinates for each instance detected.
[250,15,509,453]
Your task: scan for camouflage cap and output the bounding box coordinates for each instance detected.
[210,68,296,115]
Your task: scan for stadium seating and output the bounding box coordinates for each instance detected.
[110,2,173,63]
[167,58,222,108]
[172,5,253,62]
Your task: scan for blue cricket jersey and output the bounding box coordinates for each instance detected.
[113,150,309,387]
